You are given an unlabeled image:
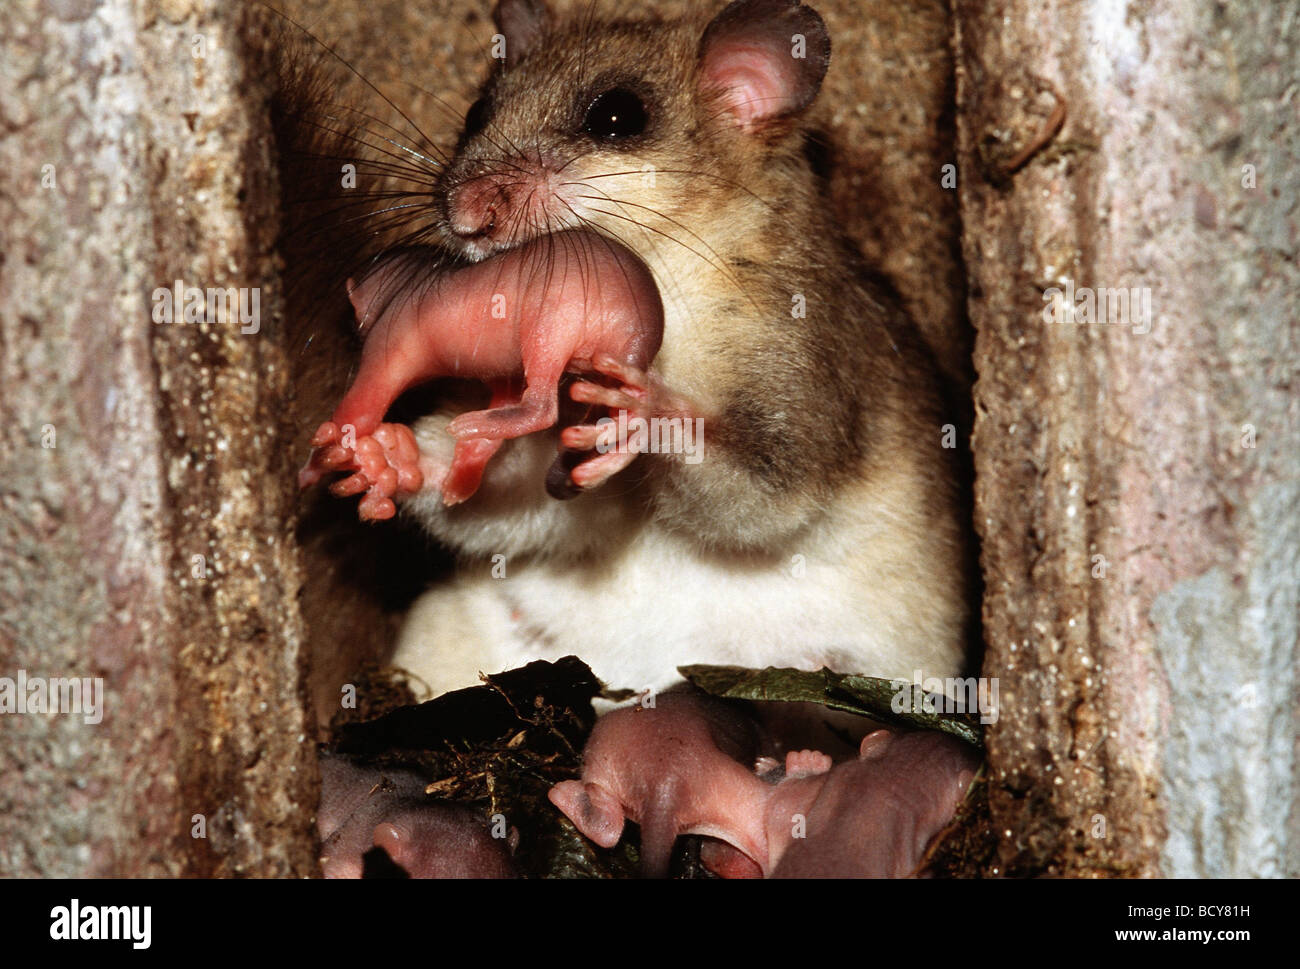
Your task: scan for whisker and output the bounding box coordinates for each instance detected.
[555,199,694,332]
[575,197,753,310]
[313,100,450,168]
[571,190,752,306]
[288,116,443,180]
[260,2,445,164]
[570,168,779,214]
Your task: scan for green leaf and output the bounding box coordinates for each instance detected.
[679,664,984,749]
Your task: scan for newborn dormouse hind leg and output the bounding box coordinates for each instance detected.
[445,369,562,442]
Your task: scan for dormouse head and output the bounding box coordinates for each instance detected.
[438,0,831,261]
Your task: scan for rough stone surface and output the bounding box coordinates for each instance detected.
[0,0,317,876]
[955,0,1298,876]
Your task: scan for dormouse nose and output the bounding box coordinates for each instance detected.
[447,181,502,240]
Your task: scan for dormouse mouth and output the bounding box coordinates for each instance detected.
[454,235,500,263]
[447,230,549,264]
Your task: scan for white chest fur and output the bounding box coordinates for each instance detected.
[392,492,962,698]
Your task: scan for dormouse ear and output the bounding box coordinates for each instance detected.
[493,0,552,67]
[698,0,830,132]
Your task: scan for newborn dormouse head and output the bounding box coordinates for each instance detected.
[438,0,831,261]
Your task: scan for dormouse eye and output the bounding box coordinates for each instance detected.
[581,88,647,140]
[463,96,491,138]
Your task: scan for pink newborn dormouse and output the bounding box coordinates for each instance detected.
[548,693,980,878]
[300,230,664,514]
[317,754,518,879]
[548,693,775,878]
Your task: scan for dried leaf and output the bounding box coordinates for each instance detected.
[679,664,984,749]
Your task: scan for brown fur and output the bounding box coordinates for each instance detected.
[435,2,964,556]
[269,0,976,700]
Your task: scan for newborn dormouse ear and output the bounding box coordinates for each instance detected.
[493,0,552,66]
[373,821,415,871]
[548,780,627,848]
[697,0,831,132]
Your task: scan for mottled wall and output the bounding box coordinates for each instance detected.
[1,0,316,875]
[955,0,1298,876]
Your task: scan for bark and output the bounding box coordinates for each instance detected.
[954,0,1299,876]
[0,0,316,876]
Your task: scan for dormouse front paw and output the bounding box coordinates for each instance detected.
[558,354,703,492]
